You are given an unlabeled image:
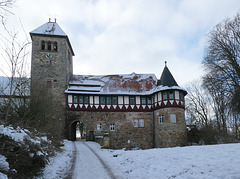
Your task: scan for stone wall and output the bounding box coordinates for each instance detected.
[66,111,154,149]
[31,35,73,140]
[154,107,187,148]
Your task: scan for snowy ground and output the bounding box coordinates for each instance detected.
[2,125,239,178]
[42,141,240,179]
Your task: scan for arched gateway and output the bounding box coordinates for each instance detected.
[30,20,188,149]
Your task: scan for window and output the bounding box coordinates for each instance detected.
[100,96,105,105]
[53,42,58,51]
[112,96,117,105]
[73,96,78,104]
[129,96,135,105]
[133,119,138,127]
[163,91,168,100]
[180,92,184,101]
[159,115,164,124]
[141,96,146,105]
[133,119,144,127]
[110,124,115,131]
[97,123,102,131]
[79,96,83,104]
[139,119,144,127]
[169,91,174,100]
[41,41,45,50]
[106,96,111,105]
[147,96,152,104]
[170,114,177,123]
[47,41,51,50]
[84,96,89,104]
[46,81,52,88]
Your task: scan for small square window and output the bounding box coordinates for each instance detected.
[133,119,138,127]
[170,114,176,123]
[130,96,135,105]
[79,96,83,104]
[141,96,146,105]
[159,115,164,124]
[112,96,117,105]
[110,124,115,131]
[180,92,184,101]
[163,91,168,100]
[133,119,144,127]
[106,96,111,105]
[84,96,89,104]
[97,123,102,131]
[46,81,52,88]
[169,91,174,100]
[73,96,78,104]
[147,96,152,104]
[139,119,144,127]
[100,96,105,105]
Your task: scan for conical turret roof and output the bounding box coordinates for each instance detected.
[158,62,179,87]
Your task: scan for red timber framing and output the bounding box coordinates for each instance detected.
[67,90,185,112]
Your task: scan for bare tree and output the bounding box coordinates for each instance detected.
[0,0,31,125]
[0,0,15,25]
[185,81,213,127]
[203,13,240,113]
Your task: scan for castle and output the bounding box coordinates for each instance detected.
[30,20,187,149]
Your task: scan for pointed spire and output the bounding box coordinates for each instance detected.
[157,62,179,87]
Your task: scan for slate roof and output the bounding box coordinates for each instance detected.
[157,66,179,87]
[30,21,67,36]
[30,21,75,55]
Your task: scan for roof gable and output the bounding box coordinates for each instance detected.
[30,22,67,36]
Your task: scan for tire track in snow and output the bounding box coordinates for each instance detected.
[83,142,117,179]
[65,142,77,179]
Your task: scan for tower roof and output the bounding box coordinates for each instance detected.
[30,20,75,55]
[30,21,67,36]
[158,62,179,87]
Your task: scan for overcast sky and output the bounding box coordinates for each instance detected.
[1,0,240,86]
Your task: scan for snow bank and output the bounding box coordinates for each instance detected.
[0,125,47,145]
[42,140,74,178]
[0,155,9,178]
[98,143,240,179]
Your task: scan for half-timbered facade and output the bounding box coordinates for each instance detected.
[30,20,187,149]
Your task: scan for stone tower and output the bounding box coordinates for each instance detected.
[30,19,74,138]
[153,63,187,148]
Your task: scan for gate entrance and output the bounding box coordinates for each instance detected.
[70,121,86,141]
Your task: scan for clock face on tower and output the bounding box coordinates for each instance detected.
[45,53,52,59]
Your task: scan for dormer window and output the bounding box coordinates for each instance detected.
[41,41,45,50]
[53,42,58,51]
[47,41,51,50]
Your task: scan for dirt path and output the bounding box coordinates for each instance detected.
[66,141,117,179]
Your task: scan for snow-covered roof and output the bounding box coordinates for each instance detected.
[65,73,187,95]
[30,22,67,36]
[30,21,75,55]
[66,73,157,95]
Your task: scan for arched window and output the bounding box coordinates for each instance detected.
[47,41,51,51]
[41,41,45,50]
[53,42,58,51]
